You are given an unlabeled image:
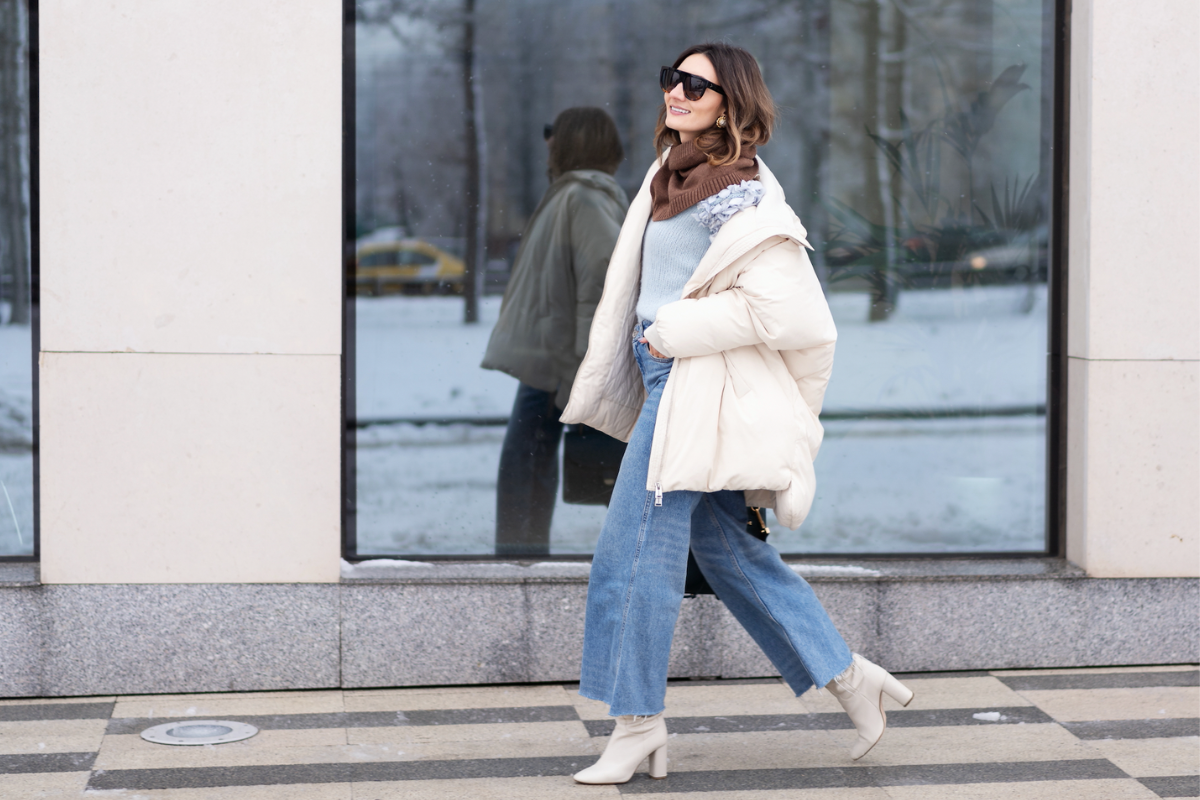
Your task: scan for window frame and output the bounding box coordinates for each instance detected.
[0,0,40,563]
[340,0,1072,562]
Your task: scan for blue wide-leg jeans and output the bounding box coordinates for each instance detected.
[579,321,853,717]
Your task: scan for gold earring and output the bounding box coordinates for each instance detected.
[716,113,727,128]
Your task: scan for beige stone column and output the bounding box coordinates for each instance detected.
[37,1,343,582]
[1066,0,1199,577]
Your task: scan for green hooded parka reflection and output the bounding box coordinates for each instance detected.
[481,169,629,408]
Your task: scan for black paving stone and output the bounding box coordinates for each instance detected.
[86,756,589,790]
[88,763,357,791]
[1139,775,1200,798]
[0,752,96,774]
[1064,719,1200,740]
[874,758,1128,786]
[106,705,578,735]
[83,755,1131,793]
[998,671,1199,691]
[406,706,580,726]
[617,759,1128,793]
[618,767,874,793]
[0,702,114,722]
[894,670,993,679]
[586,707,1052,737]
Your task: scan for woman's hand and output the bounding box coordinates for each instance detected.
[638,337,668,359]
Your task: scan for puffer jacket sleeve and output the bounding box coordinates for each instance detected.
[568,189,626,359]
[645,239,836,359]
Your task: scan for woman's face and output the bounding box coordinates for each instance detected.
[663,54,726,143]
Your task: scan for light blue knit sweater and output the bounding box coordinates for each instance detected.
[636,180,764,322]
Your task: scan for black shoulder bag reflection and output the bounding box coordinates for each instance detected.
[562,424,628,505]
[684,507,771,597]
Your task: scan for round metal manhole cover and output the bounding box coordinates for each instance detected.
[140,720,259,746]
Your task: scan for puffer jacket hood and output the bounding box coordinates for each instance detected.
[560,153,837,528]
[482,169,629,408]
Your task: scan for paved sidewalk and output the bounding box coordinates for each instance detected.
[1,665,1196,799]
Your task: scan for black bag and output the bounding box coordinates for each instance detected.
[684,507,771,597]
[562,424,627,505]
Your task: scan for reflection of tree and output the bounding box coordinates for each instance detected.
[356,0,487,323]
[0,0,29,325]
[699,0,835,287]
[352,0,1049,325]
[825,63,1043,316]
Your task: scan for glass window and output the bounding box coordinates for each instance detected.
[349,0,1056,557]
[0,0,35,559]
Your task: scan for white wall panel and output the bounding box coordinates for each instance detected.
[40,352,341,583]
[1066,358,1199,578]
[1068,0,1200,362]
[39,0,342,354]
[1065,0,1200,577]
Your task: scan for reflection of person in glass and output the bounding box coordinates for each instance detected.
[481,108,629,557]
[562,44,915,784]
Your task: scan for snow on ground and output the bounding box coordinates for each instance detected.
[355,285,1048,555]
[0,324,33,556]
[354,415,1045,555]
[354,286,1047,419]
[355,296,517,419]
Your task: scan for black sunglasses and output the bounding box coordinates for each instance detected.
[659,66,725,101]
[543,123,554,141]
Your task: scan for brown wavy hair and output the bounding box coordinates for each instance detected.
[653,43,775,166]
[548,107,625,179]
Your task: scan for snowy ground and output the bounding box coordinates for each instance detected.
[0,285,1048,557]
[0,323,34,557]
[355,285,1048,555]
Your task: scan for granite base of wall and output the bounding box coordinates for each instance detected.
[1,560,1196,697]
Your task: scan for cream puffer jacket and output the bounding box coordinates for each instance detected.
[559,153,836,528]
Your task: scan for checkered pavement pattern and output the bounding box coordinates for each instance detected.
[1,665,1196,799]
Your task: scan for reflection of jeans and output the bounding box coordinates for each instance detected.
[579,321,852,716]
[495,382,563,556]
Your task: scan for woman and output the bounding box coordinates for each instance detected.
[561,44,914,785]
[482,107,629,556]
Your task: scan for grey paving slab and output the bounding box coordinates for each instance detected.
[614,759,1130,793]
[39,584,340,697]
[999,671,1199,691]
[0,701,113,721]
[1139,775,1200,798]
[877,578,1199,672]
[86,755,591,791]
[0,586,44,696]
[2,567,1196,697]
[341,582,584,686]
[0,563,37,586]
[0,751,96,774]
[618,766,874,793]
[1064,718,1200,740]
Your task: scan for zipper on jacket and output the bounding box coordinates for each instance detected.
[655,482,663,507]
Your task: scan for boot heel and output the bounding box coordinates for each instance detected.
[648,745,668,779]
[882,673,914,707]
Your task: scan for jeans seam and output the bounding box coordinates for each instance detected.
[606,486,656,712]
[703,496,820,686]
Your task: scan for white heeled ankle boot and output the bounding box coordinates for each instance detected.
[826,653,914,760]
[573,712,668,785]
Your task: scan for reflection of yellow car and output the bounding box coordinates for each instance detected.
[354,239,465,296]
